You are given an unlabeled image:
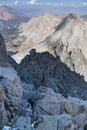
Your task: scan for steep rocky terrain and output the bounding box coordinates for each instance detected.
[12,49,87,100]
[1,33,87,129]
[40,13,87,81]
[0,34,22,129]
[11,14,62,62]
[8,48,87,129]
[1,12,87,129]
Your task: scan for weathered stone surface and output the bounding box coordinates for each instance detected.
[73,113,87,128]
[36,88,66,115]
[0,66,22,128]
[14,49,87,100]
[65,97,86,116]
[35,115,58,130]
[0,66,22,107]
[57,114,73,130]
[16,116,31,130]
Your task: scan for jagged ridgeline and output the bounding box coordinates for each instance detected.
[11,49,87,100]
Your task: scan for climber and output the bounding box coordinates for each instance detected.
[28,98,36,109]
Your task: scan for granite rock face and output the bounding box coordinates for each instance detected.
[15,49,87,100]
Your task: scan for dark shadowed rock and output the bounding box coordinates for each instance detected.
[0,34,7,56]
[13,49,87,99]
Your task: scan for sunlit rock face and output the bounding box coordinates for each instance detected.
[42,13,87,81]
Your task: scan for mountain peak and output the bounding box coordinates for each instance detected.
[56,13,83,31]
[66,13,83,22]
[0,5,14,20]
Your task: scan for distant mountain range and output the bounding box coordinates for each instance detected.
[0,5,29,43]
[81,14,87,19]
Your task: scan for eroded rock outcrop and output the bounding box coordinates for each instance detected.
[0,34,23,128]
[0,67,22,128]
[15,49,87,99]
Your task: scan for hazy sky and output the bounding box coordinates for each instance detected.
[0,0,87,6]
[0,0,87,16]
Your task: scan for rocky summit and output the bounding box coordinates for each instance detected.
[41,13,87,81]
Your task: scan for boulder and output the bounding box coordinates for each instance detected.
[35,115,58,130]
[16,116,31,130]
[72,113,87,128]
[65,97,85,116]
[37,88,66,115]
[57,114,73,130]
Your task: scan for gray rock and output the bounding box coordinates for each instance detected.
[65,97,85,116]
[37,88,66,115]
[57,114,73,130]
[14,49,87,100]
[0,66,22,128]
[73,113,87,127]
[16,116,31,130]
[35,115,58,130]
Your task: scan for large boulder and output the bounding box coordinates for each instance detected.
[35,115,58,130]
[37,88,66,115]
[57,114,77,130]
[65,97,87,116]
[16,116,31,130]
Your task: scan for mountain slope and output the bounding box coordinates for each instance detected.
[41,13,87,81]
[11,14,62,62]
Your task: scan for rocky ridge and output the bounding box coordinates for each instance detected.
[40,13,87,81]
